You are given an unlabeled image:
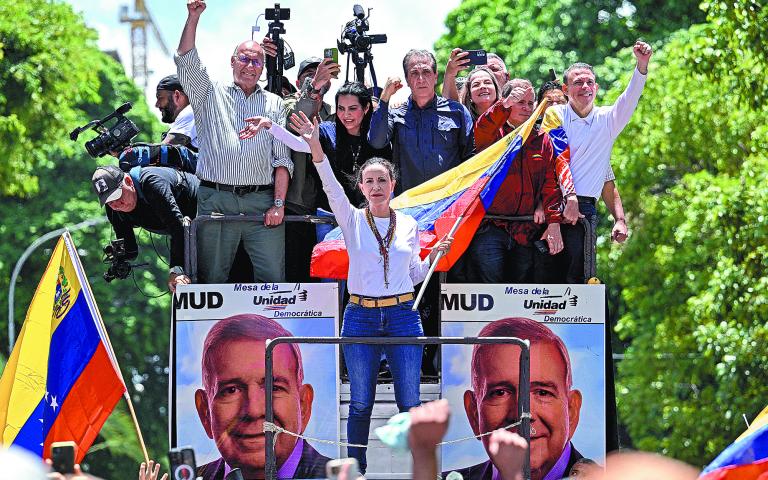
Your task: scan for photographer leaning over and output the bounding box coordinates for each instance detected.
[155,74,198,150]
[92,165,198,292]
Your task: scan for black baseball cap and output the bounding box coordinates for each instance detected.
[298,57,323,78]
[156,74,184,93]
[92,165,125,206]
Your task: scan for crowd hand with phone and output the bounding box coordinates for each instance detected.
[139,460,168,480]
[44,460,95,480]
[311,58,341,92]
[379,77,403,103]
[445,48,471,78]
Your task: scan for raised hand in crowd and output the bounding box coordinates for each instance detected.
[379,76,403,103]
[300,114,325,162]
[186,0,206,17]
[442,48,471,101]
[541,223,564,255]
[239,116,273,140]
[289,111,314,137]
[487,429,528,480]
[261,36,278,58]
[633,40,653,74]
[501,85,535,109]
[311,58,341,91]
[408,399,451,480]
[138,460,168,480]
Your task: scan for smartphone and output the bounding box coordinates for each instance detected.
[51,441,77,474]
[169,446,196,480]
[465,49,487,66]
[323,47,339,64]
[326,458,359,479]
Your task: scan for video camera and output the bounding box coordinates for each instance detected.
[70,103,140,158]
[337,5,387,55]
[102,239,132,282]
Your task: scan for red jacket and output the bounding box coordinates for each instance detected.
[475,100,514,152]
[486,129,563,245]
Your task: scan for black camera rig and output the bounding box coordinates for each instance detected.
[70,103,139,158]
[263,3,295,96]
[102,239,147,282]
[337,4,387,93]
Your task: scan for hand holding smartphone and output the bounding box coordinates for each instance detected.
[51,441,77,474]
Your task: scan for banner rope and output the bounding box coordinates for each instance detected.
[263,412,533,448]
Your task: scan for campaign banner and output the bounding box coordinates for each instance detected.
[171,283,340,478]
[441,284,606,479]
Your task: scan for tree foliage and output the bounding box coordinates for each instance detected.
[600,22,768,466]
[437,0,768,466]
[434,0,705,88]
[0,0,170,477]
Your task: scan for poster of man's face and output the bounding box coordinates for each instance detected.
[441,285,605,480]
[172,284,339,479]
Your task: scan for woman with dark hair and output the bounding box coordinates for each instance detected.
[459,66,502,122]
[291,81,392,207]
[302,118,452,474]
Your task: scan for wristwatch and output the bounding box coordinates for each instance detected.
[170,266,184,276]
[273,198,284,208]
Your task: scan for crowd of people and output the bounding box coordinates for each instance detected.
[82,0,656,478]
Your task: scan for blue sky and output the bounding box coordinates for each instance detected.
[65,0,461,111]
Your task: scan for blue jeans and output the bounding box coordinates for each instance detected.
[466,222,536,282]
[342,300,423,472]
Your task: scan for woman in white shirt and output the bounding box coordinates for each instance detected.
[303,118,452,474]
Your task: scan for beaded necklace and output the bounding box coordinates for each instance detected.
[364,207,397,289]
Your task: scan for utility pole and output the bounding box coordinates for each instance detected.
[119,0,170,89]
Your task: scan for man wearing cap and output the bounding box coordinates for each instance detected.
[155,74,199,150]
[91,165,199,291]
[175,0,292,284]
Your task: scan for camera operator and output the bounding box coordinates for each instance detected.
[91,165,198,292]
[155,74,198,150]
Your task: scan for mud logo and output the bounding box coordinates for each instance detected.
[523,287,578,315]
[254,289,308,311]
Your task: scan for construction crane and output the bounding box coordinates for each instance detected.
[119,0,171,89]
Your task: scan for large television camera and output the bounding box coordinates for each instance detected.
[337,5,387,92]
[70,103,139,158]
[337,5,387,55]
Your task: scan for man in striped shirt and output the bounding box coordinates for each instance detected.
[175,0,292,283]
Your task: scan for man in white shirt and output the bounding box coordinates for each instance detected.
[155,74,198,150]
[542,40,653,283]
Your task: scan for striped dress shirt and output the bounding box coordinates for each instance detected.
[175,47,292,186]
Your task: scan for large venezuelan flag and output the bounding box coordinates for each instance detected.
[699,406,768,479]
[0,232,126,462]
[310,100,549,279]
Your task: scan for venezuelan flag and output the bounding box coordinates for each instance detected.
[540,107,575,196]
[310,100,549,279]
[0,233,126,462]
[699,406,768,479]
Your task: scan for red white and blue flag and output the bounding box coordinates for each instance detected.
[0,232,126,462]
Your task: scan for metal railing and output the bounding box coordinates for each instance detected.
[183,214,596,283]
[264,336,532,480]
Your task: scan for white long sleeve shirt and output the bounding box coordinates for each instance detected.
[547,67,647,199]
[314,157,430,297]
